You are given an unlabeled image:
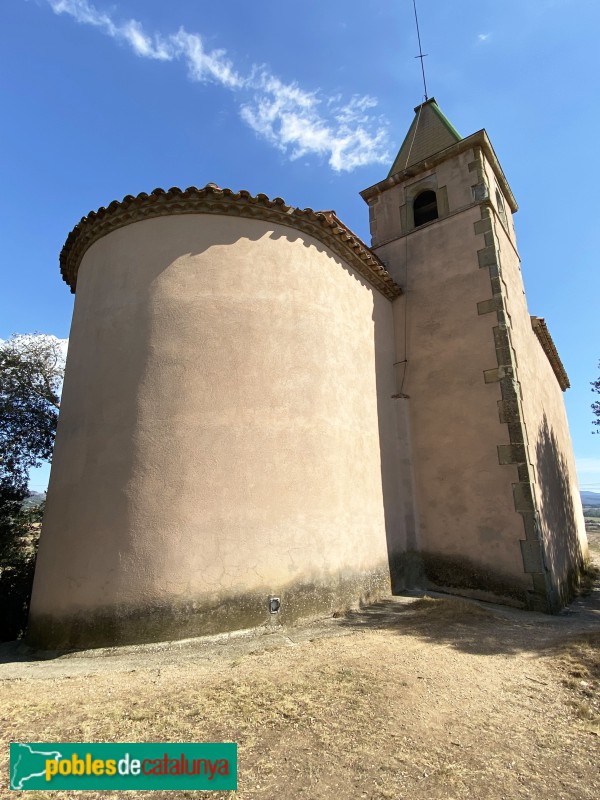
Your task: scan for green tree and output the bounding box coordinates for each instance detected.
[593,361,600,431]
[0,334,65,639]
[0,334,63,498]
[0,500,45,640]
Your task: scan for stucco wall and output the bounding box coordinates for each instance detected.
[370,148,536,603]
[492,212,588,604]
[367,137,587,609]
[28,213,401,648]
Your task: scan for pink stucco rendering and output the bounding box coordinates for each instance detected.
[28,101,588,649]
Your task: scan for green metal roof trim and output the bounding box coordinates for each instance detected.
[388,98,462,177]
[362,129,518,214]
[429,100,461,140]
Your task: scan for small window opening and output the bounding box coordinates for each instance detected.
[413,190,438,227]
[495,189,508,228]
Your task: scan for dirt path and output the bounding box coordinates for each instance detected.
[1,556,598,799]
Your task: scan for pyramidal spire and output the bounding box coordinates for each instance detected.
[388,97,461,176]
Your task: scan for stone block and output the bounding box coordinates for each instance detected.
[507,422,524,443]
[484,368,500,383]
[520,539,545,573]
[520,511,538,540]
[497,444,526,465]
[497,399,519,423]
[473,218,492,235]
[478,245,497,268]
[489,276,502,295]
[495,346,512,366]
[513,482,534,512]
[477,298,499,315]
[472,182,489,202]
[497,444,515,464]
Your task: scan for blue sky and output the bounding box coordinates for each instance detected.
[2,0,599,491]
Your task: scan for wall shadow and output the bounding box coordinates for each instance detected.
[372,298,420,594]
[0,640,72,664]
[86,212,381,299]
[338,593,600,659]
[535,413,587,606]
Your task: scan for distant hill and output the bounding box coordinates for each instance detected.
[581,490,600,507]
[17,490,600,508]
[22,491,46,509]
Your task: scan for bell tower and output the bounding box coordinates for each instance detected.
[362,99,587,610]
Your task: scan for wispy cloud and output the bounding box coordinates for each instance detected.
[46,0,389,172]
[240,76,387,171]
[477,33,491,43]
[49,0,171,59]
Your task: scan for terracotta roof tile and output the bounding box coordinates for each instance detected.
[60,184,402,300]
[531,316,570,391]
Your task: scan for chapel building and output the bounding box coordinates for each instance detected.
[27,99,588,649]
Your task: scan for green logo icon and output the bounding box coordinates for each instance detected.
[10,742,237,791]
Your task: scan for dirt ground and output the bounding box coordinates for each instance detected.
[1,536,598,800]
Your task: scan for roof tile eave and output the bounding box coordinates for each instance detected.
[59,184,402,300]
[531,316,570,391]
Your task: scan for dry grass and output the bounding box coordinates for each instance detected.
[2,596,599,800]
[584,527,600,556]
[550,632,600,736]
[578,564,600,596]
[404,596,503,621]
